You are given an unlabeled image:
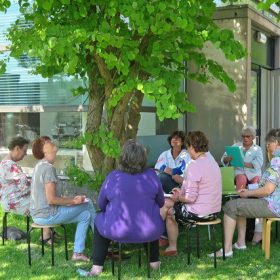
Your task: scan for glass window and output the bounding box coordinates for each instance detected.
[250,70,258,128]
[251,29,275,69]
[0,111,83,148]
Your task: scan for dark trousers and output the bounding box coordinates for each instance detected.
[92,225,160,266]
[246,218,256,241]
[158,172,180,193]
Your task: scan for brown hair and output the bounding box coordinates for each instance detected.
[186,131,209,153]
[32,136,51,159]
[167,130,186,150]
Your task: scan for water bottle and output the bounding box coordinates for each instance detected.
[77,268,89,277]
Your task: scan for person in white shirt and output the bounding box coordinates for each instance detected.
[221,126,263,191]
[221,126,263,244]
[155,131,191,194]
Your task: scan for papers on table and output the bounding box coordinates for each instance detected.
[225,146,244,167]
[248,183,259,190]
[58,175,70,180]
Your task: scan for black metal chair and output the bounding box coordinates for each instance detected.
[186,218,225,268]
[2,211,30,245]
[27,223,68,266]
[111,241,151,280]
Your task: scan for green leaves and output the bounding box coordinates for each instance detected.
[0,0,11,12]
[0,60,6,74]
[71,86,87,96]
[69,125,121,159]
[39,0,54,11]
[65,164,105,191]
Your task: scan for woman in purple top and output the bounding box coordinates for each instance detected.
[89,140,165,276]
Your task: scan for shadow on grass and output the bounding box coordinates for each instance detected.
[2,212,280,279]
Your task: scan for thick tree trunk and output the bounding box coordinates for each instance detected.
[125,91,144,140]
[103,92,134,171]
[86,74,105,172]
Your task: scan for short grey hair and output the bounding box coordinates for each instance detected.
[242,126,256,137]
[118,140,147,174]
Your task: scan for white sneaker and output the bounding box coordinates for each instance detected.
[233,242,247,250]
[208,248,233,258]
[150,261,161,270]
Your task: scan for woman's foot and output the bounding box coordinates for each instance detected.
[71,252,90,262]
[159,238,169,247]
[208,248,233,258]
[252,232,262,245]
[41,237,57,246]
[88,265,103,276]
[233,242,247,250]
[160,246,177,256]
[150,261,161,270]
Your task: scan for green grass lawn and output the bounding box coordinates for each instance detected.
[1,209,280,280]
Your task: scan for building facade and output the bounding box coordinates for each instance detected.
[187,4,280,162]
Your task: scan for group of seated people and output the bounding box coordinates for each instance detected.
[0,126,279,276]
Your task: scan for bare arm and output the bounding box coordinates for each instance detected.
[239,181,276,198]
[45,182,85,205]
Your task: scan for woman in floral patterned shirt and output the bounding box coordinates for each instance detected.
[0,136,52,242]
[0,136,30,215]
[210,128,280,258]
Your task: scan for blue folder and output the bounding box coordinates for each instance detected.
[225,146,244,167]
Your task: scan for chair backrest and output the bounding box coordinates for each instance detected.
[220,166,236,194]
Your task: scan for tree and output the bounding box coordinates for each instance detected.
[0,0,257,180]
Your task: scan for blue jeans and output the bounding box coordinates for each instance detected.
[33,200,96,253]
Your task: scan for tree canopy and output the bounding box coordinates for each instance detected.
[0,0,275,184]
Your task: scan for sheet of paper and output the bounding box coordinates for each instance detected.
[225,146,244,167]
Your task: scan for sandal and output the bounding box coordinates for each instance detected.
[40,231,62,243]
[41,237,59,246]
[72,253,90,262]
[42,237,53,246]
[88,265,103,276]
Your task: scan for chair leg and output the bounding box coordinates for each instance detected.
[27,227,34,266]
[50,228,55,266]
[265,220,273,259]
[262,218,267,252]
[196,225,200,259]
[118,243,121,280]
[187,225,191,265]
[211,225,217,268]
[276,221,278,239]
[111,241,115,275]
[138,244,141,267]
[2,212,8,245]
[61,225,68,260]
[147,242,150,279]
[41,228,44,256]
[221,222,225,261]
[208,225,211,240]
[26,216,30,234]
